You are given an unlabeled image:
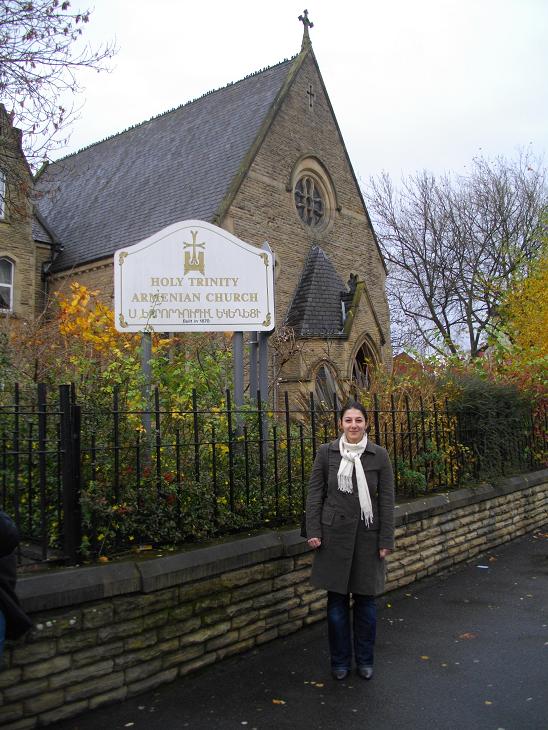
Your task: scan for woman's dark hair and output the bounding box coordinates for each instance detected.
[339,400,368,421]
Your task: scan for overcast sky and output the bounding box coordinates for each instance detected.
[62,0,547,184]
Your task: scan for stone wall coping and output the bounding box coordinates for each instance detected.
[18,562,142,613]
[394,469,547,524]
[138,532,289,592]
[17,469,547,614]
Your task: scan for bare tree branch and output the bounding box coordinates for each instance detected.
[0,0,116,167]
[366,151,547,357]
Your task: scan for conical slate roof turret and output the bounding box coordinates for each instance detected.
[285,245,349,337]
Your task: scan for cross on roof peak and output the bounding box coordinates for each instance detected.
[298,9,314,48]
[299,9,314,29]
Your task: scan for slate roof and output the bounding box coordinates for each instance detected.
[31,212,54,245]
[34,58,296,272]
[285,245,348,337]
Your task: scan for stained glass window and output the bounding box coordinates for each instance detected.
[352,342,376,391]
[295,176,324,227]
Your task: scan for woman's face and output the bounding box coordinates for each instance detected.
[340,407,367,443]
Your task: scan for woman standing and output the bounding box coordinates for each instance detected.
[305,401,395,681]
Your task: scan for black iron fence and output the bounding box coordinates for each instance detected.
[1,383,545,564]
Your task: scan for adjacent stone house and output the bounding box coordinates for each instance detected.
[6,28,392,401]
[0,105,55,323]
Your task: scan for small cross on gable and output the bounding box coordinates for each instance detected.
[307,84,315,109]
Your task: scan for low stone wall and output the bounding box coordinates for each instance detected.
[1,469,546,728]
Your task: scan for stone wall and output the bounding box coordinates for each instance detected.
[0,107,38,322]
[1,470,546,728]
[33,244,54,317]
[47,259,115,305]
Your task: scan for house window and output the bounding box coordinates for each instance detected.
[0,170,5,219]
[0,258,14,310]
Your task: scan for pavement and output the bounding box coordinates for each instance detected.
[57,527,547,730]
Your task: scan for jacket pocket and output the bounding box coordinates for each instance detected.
[364,469,379,492]
[321,506,335,525]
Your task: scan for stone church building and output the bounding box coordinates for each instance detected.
[0,23,391,403]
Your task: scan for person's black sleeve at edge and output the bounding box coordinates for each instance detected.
[0,511,33,641]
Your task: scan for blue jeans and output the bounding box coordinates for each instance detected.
[327,591,376,670]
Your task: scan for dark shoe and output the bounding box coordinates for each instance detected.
[332,668,349,681]
[357,666,373,680]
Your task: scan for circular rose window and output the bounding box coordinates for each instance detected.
[294,175,325,227]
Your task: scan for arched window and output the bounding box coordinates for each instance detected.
[294,176,324,227]
[351,341,377,391]
[290,156,337,233]
[314,362,342,410]
[0,258,14,310]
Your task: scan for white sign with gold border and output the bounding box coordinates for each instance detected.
[114,220,275,332]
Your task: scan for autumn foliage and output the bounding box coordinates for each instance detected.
[57,282,127,357]
[0,279,545,559]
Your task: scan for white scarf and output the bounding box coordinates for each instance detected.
[338,435,373,526]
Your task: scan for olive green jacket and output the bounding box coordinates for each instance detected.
[305,439,395,550]
[305,439,395,594]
